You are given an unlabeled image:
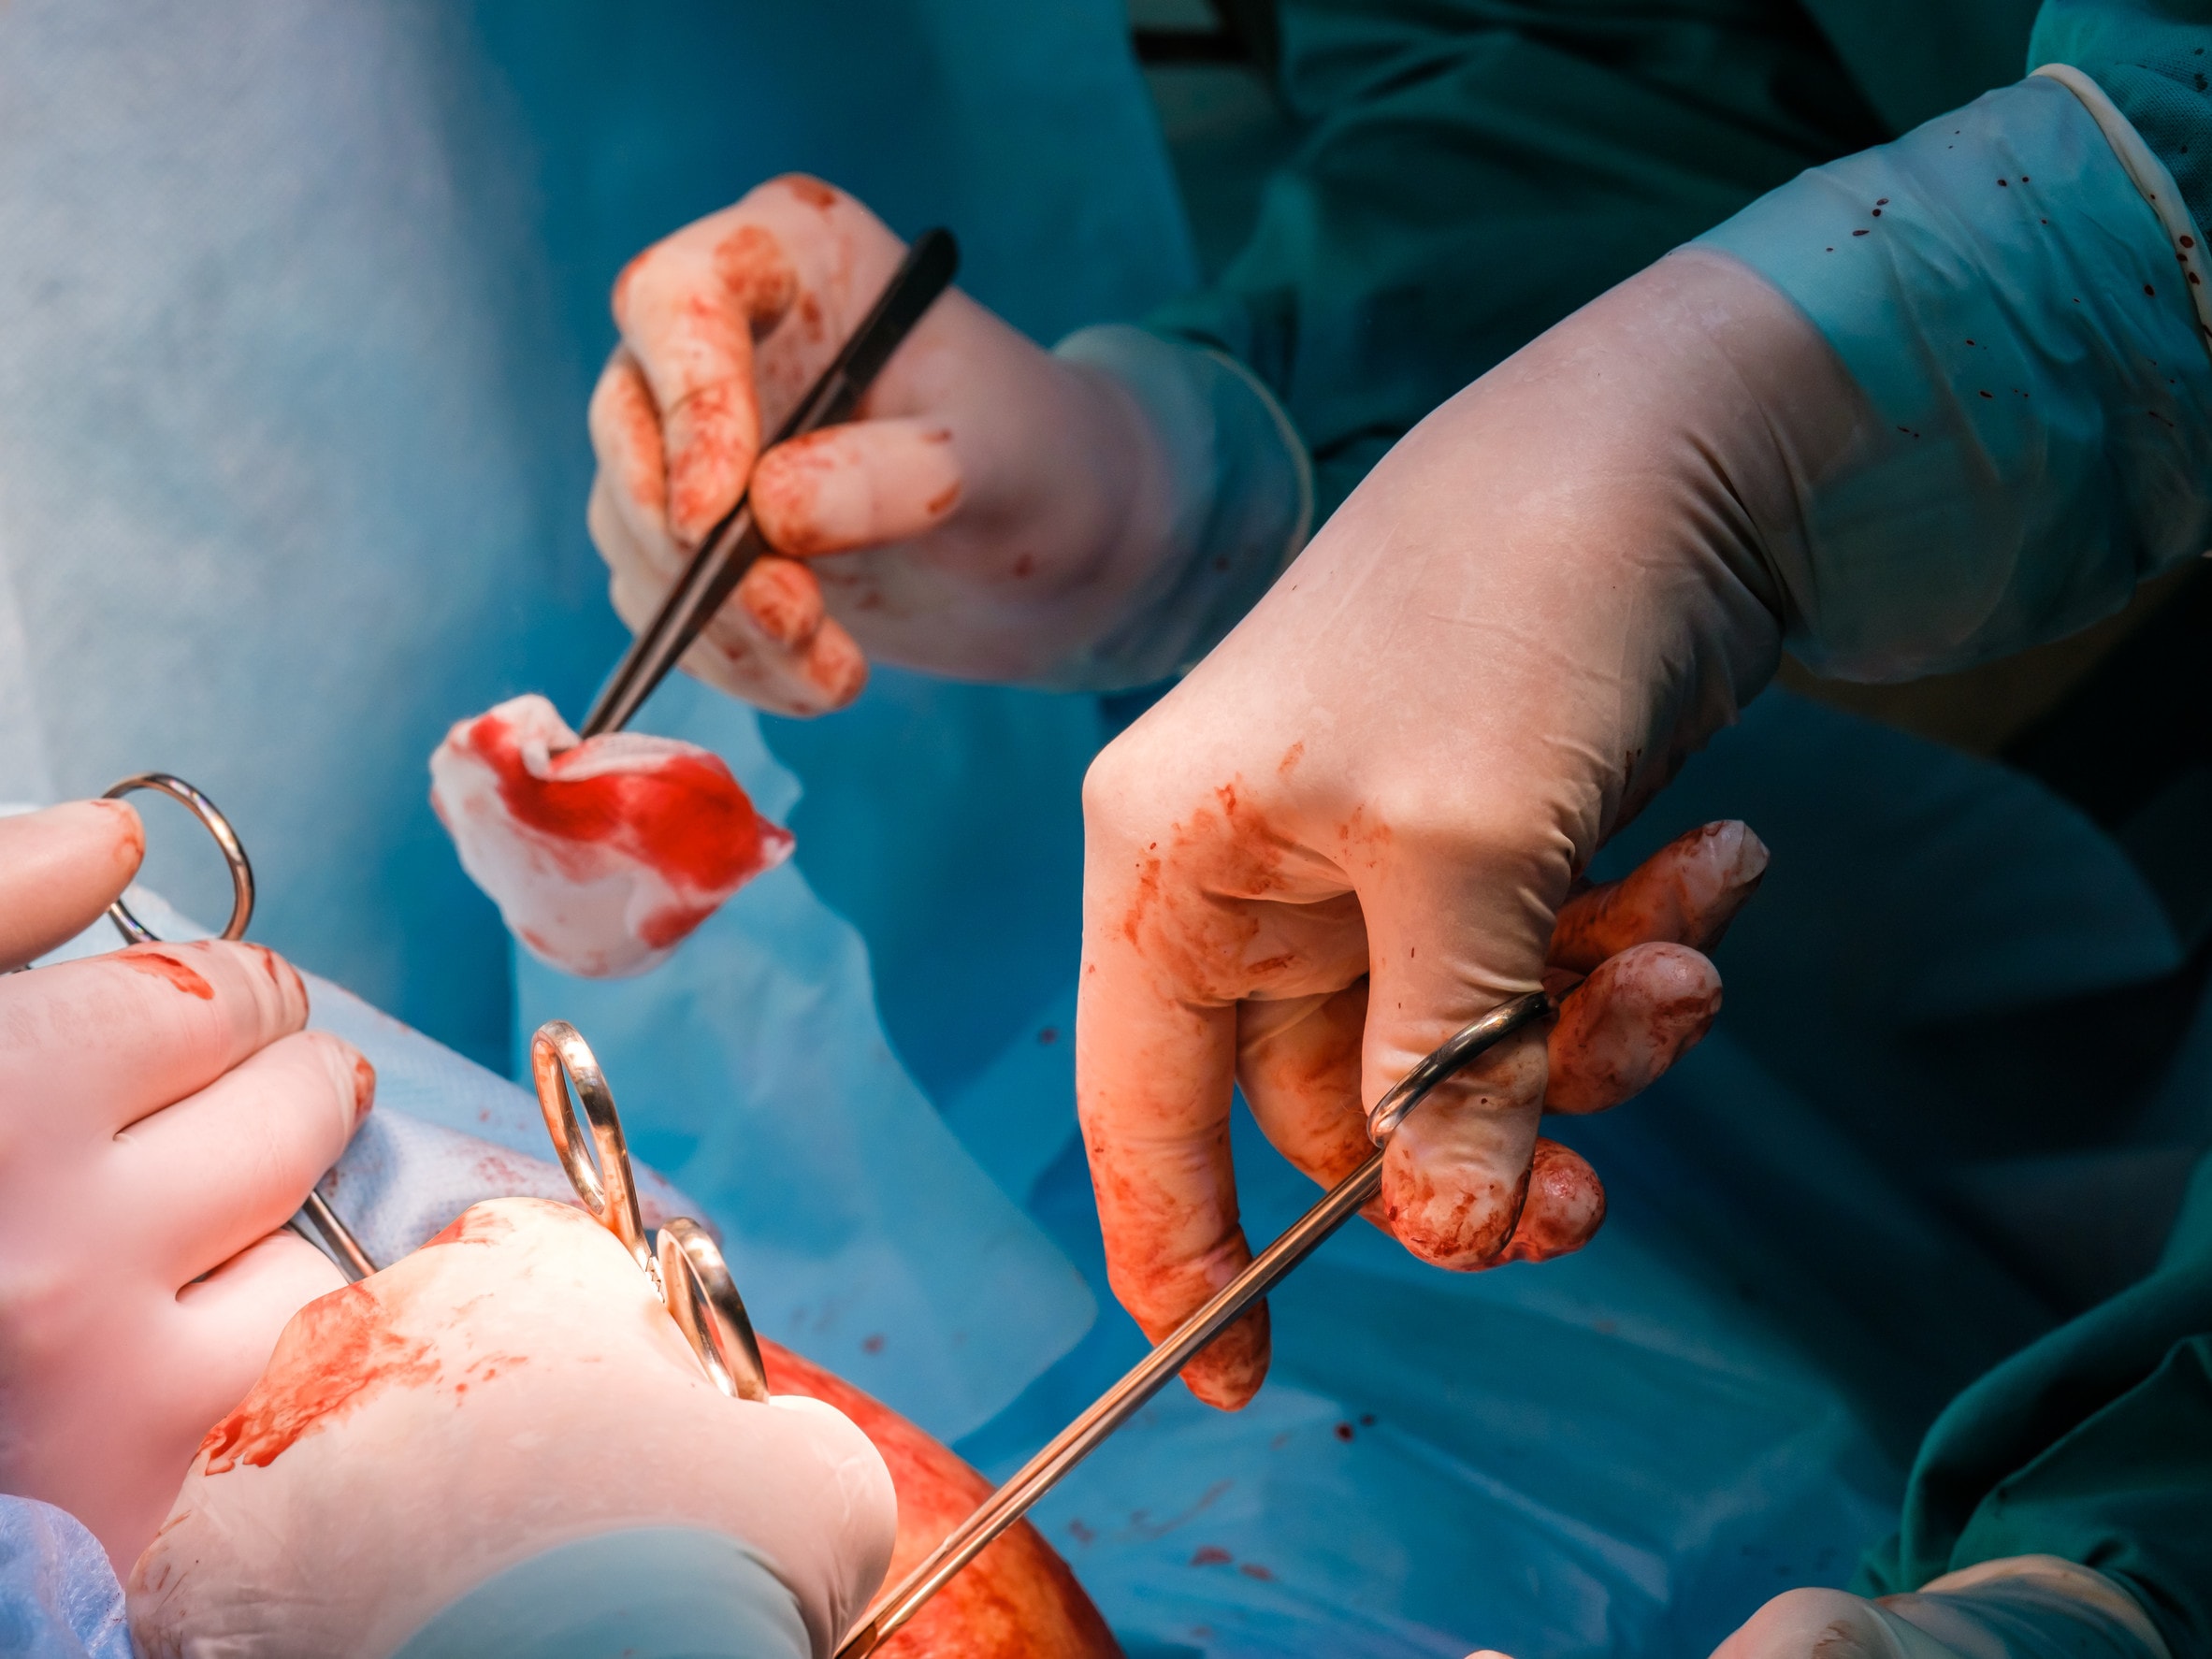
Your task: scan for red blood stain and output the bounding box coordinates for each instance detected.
[1276,742,1304,775]
[1190,1546,1232,1566]
[351,1055,376,1120]
[781,176,839,210]
[425,1206,519,1249]
[738,557,823,645]
[796,292,825,341]
[1067,1519,1096,1544]
[861,1333,886,1355]
[198,1287,439,1473]
[712,224,797,325]
[667,377,755,541]
[458,712,789,897]
[638,901,716,949]
[1037,1026,1059,1045]
[924,482,961,518]
[752,429,848,557]
[1010,553,1035,579]
[1238,1563,1274,1580]
[119,950,214,1000]
[760,1339,1119,1657]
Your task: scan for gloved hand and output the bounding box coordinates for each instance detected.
[1710,1556,2172,1659]
[1077,246,1819,1408]
[128,1197,896,1659]
[0,801,370,1566]
[1077,60,2212,1412]
[589,174,1307,714]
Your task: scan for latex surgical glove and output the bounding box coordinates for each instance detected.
[0,801,369,1567]
[128,1197,895,1659]
[1711,1556,2172,1659]
[1077,243,1816,1410]
[588,174,1307,714]
[429,693,791,977]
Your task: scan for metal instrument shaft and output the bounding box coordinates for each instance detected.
[834,989,1553,1657]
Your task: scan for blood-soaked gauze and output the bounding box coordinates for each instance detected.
[429,694,791,977]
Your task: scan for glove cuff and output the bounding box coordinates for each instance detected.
[391,1526,813,1659]
[1867,1554,2172,1659]
[1696,74,2212,682]
[1042,323,1312,690]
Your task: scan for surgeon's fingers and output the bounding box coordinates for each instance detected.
[115,1031,370,1283]
[587,349,681,582]
[1077,845,1264,1410]
[170,1230,349,1434]
[0,941,311,1138]
[1236,986,1389,1224]
[606,552,869,718]
[1545,943,1722,1114]
[1489,1140,1606,1263]
[1548,820,1768,974]
[612,213,800,547]
[751,419,965,559]
[1378,1026,1549,1269]
[0,801,144,970]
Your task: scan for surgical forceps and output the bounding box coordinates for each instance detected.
[529,1018,772,1400]
[833,990,1554,1658]
[579,226,961,739]
[97,772,378,1283]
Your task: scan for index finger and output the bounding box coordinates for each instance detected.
[612,208,796,546]
[0,939,311,1135]
[0,801,144,969]
[1077,744,1357,1411]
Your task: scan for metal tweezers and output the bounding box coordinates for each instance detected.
[578,226,960,740]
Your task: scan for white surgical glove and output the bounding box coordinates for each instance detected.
[1076,247,1814,1407]
[588,174,1308,713]
[127,1197,896,1659]
[0,801,368,1567]
[1712,1556,2171,1659]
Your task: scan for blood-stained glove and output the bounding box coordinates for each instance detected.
[128,1198,896,1659]
[1710,1556,2171,1659]
[429,694,791,977]
[0,802,369,1567]
[1076,242,1823,1411]
[588,174,1308,714]
[1077,62,2212,1413]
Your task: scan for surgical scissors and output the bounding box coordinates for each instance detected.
[833,989,1554,1657]
[530,1019,773,1401]
[95,772,380,1282]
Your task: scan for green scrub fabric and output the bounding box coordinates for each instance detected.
[1858,1153,2212,1654]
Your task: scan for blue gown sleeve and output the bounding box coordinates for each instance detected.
[1696,3,2212,680]
[0,1497,131,1659]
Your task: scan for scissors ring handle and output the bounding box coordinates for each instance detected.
[100,773,255,945]
[657,1219,772,1402]
[530,1019,652,1276]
